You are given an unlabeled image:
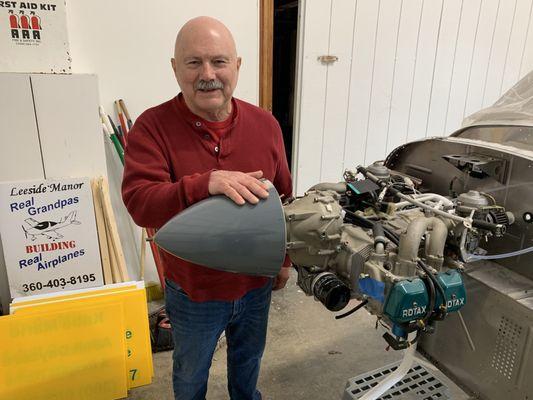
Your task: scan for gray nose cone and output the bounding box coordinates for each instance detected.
[154,181,286,277]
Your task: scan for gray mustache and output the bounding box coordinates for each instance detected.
[196,80,224,91]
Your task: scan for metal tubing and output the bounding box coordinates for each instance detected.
[398,217,431,262]
[398,217,447,270]
[394,193,454,209]
[425,218,447,264]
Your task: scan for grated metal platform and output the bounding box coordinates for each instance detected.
[343,361,450,400]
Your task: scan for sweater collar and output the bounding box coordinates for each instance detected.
[173,93,239,132]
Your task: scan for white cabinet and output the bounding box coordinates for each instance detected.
[0,73,106,313]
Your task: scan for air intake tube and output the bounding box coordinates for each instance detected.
[311,272,351,311]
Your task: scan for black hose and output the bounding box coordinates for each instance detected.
[343,209,374,229]
[421,272,436,324]
[418,259,447,313]
[372,222,387,247]
[335,299,369,319]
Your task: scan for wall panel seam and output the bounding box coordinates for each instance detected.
[385,0,404,155]
[424,0,445,138]
[518,0,533,77]
[462,1,483,120]
[341,0,359,172]
[363,0,382,166]
[444,0,465,135]
[481,0,502,106]
[500,0,519,95]
[319,0,334,181]
[405,0,425,143]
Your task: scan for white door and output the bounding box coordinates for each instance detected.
[293,0,533,195]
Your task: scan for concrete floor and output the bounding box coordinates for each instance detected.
[128,270,470,400]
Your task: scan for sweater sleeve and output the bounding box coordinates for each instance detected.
[121,116,212,229]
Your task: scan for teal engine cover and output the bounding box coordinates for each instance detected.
[383,278,429,324]
[383,270,466,324]
[434,269,467,312]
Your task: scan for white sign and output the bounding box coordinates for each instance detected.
[0,0,70,73]
[0,177,104,296]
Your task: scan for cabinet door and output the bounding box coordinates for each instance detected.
[0,73,45,181]
[30,74,106,179]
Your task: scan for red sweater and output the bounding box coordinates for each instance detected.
[122,95,293,301]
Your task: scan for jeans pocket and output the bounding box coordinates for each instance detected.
[165,279,188,297]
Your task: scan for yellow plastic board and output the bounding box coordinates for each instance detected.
[11,286,153,388]
[10,281,139,306]
[0,303,127,400]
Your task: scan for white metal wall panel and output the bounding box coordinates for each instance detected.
[520,3,533,76]
[386,0,424,155]
[295,0,533,195]
[445,0,483,134]
[425,0,463,138]
[463,0,500,116]
[406,0,444,143]
[363,0,402,166]
[501,0,533,93]
[294,0,332,193]
[342,0,379,191]
[320,0,357,182]
[482,0,518,106]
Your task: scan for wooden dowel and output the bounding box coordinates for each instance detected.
[91,178,113,284]
[99,177,130,282]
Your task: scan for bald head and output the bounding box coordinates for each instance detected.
[174,16,238,60]
[171,16,242,121]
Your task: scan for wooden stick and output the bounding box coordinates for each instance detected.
[91,178,113,284]
[140,228,146,281]
[146,227,166,288]
[98,177,130,282]
[115,100,129,144]
[119,99,133,130]
[106,221,120,283]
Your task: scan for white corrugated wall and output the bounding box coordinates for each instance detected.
[293,0,533,194]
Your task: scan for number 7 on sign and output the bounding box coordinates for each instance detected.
[129,369,137,381]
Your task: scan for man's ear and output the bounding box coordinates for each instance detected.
[236,57,242,71]
[171,58,177,74]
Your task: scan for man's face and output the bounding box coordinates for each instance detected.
[172,28,241,119]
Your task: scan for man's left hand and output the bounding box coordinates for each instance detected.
[273,267,290,290]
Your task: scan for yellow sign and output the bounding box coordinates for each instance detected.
[10,283,153,389]
[0,303,128,400]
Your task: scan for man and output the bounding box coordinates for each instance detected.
[122,16,292,400]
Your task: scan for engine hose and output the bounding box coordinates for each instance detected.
[343,209,374,229]
[335,299,369,320]
[417,259,447,313]
[466,245,533,261]
[421,273,436,324]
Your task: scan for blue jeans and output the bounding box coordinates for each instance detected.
[165,279,273,400]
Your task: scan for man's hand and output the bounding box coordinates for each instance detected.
[273,267,290,291]
[208,170,269,205]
